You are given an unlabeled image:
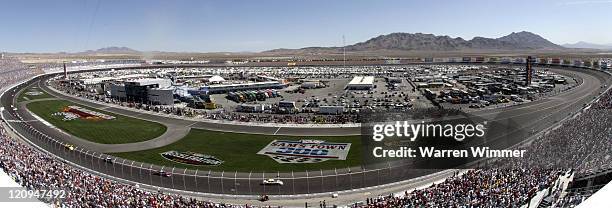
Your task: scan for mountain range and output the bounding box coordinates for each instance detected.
[267,31,565,53]
[79,46,141,54]
[76,31,612,55]
[562,41,612,50]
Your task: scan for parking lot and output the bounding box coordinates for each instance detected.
[52,64,580,124]
[212,76,435,115]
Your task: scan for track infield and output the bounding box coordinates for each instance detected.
[112,129,362,172]
[26,99,167,144]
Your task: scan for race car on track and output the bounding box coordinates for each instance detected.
[152,171,172,177]
[64,144,75,151]
[261,178,284,186]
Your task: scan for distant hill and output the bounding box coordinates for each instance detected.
[495,31,563,49]
[562,41,612,50]
[80,47,140,54]
[266,31,565,53]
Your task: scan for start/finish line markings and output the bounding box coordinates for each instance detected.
[273,127,281,135]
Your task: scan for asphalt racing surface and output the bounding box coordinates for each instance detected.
[1,65,610,196]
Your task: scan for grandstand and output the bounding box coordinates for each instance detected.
[0,59,611,207]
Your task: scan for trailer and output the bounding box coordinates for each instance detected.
[501,58,512,64]
[513,58,525,64]
[318,106,344,115]
[277,101,298,114]
[237,104,265,113]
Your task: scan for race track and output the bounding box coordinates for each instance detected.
[1,64,610,196]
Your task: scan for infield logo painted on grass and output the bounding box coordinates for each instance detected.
[52,106,115,121]
[24,90,44,96]
[160,151,224,166]
[257,140,351,163]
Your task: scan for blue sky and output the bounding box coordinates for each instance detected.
[1,0,611,53]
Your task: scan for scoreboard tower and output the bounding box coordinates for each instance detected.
[525,56,533,86]
[63,61,68,80]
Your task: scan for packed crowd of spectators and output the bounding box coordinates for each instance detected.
[0,58,43,89]
[557,194,587,207]
[501,108,612,175]
[359,169,557,207]
[556,191,594,208]
[593,88,612,109]
[506,89,612,176]
[554,183,605,208]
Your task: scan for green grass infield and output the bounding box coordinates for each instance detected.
[26,100,167,144]
[112,129,362,172]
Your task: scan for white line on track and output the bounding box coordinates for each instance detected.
[99,106,113,110]
[186,122,199,128]
[273,127,281,135]
[6,120,39,123]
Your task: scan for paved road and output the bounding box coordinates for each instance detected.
[1,65,610,197]
[43,79,360,136]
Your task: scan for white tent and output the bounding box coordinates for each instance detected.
[207,75,225,83]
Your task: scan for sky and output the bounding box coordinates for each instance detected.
[0,0,611,53]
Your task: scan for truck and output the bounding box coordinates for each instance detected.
[205,102,218,109]
[562,59,571,66]
[583,60,592,68]
[237,104,265,113]
[238,93,246,102]
[574,60,583,67]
